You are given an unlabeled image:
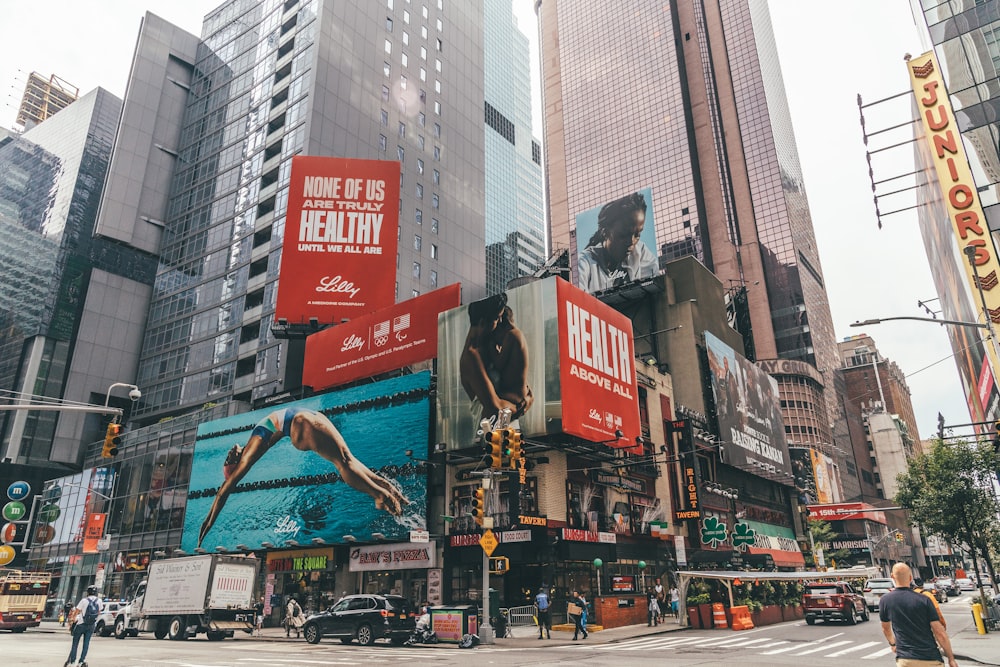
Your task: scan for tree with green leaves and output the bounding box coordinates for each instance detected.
[895,438,999,599]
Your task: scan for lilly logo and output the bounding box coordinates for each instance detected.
[589,408,601,422]
[315,275,361,299]
[274,515,301,537]
[341,333,365,353]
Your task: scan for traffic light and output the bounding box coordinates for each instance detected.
[508,429,522,469]
[472,487,486,527]
[489,556,510,574]
[103,422,122,458]
[484,430,504,468]
[894,531,904,543]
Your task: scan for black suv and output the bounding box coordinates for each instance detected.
[303,594,415,646]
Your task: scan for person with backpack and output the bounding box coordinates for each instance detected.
[285,596,305,638]
[65,585,100,667]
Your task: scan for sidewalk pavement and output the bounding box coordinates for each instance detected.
[32,611,1000,664]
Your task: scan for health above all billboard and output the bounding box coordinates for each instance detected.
[436,276,641,449]
[182,371,430,552]
[274,156,401,325]
[704,331,792,478]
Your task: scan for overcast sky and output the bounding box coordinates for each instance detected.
[0,0,968,440]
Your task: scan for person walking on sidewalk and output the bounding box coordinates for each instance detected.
[534,586,551,639]
[569,590,588,640]
[669,584,680,618]
[64,585,100,667]
[879,563,958,667]
[647,586,661,626]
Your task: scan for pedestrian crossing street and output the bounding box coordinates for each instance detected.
[558,631,895,661]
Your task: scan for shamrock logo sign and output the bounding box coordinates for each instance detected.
[700,516,728,547]
[732,522,756,550]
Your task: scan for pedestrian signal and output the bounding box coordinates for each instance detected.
[103,423,122,458]
[489,556,509,574]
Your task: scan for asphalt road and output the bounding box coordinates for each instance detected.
[7,599,981,667]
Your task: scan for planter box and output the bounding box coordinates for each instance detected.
[781,604,804,622]
[687,606,701,629]
[698,603,714,629]
[752,605,783,627]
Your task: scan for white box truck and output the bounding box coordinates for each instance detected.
[114,554,259,641]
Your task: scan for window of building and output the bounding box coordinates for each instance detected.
[379,134,387,151]
[418,135,425,150]
[422,5,428,18]
[412,289,420,298]
[436,18,442,31]
[418,112,425,127]
[434,79,441,93]
[433,145,440,160]
[382,84,390,101]
[420,45,427,60]
[388,0,393,8]
[417,158,424,174]
[384,61,391,77]
[414,235,422,251]
[436,38,442,51]
[385,39,392,54]
[386,17,393,31]
[402,52,408,67]
[398,121,406,137]
[416,183,423,198]
[434,100,441,115]
[433,122,441,137]
[381,109,388,125]
[431,218,439,234]
[431,193,439,209]
[415,208,422,224]
[397,145,405,161]
[435,59,442,73]
[432,169,439,184]
[420,67,426,81]
[413,261,421,278]
[430,243,438,259]
[403,9,410,23]
[430,270,438,287]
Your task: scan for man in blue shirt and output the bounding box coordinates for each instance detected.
[534,586,551,639]
[879,563,958,667]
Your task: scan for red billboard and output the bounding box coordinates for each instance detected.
[303,284,461,390]
[557,278,640,446]
[275,156,400,324]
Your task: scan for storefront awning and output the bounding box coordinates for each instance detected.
[747,546,805,568]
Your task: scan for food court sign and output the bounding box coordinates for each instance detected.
[909,51,1000,381]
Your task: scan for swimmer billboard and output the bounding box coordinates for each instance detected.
[274,155,401,325]
[704,331,792,480]
[573,187,659,294]
[436,276,640,450]
[182,371,429,551]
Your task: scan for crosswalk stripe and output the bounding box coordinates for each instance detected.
[792,640,853,655]
[760,642,819,655]
[706,637,778,648]
[621,637,709,650]
[861,647,894,660]
[824,640,882,657]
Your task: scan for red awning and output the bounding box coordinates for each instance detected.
[747,547,806,568]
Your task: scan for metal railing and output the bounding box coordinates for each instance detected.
[505,604,536,626]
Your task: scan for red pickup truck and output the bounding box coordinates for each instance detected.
[803,581,870,625]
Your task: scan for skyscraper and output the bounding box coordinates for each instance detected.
[538,0,848,466]
[15,72,79,130]
[131,0,489,421]
[483,0,546,294]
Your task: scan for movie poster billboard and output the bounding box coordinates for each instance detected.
[40,468,113,545]
[304,284,461,391]
[810,449,844,504]
[436,276,640,449]
[274,156,401,325]
[704,331,791,479]
[573,187,659,293]
[182,371,430,551]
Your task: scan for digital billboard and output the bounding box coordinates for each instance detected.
[436,277,640,449]
[274,156,401,324]
[183,371,430,551]
[40,467,114,546]
[704,331,791,479]
[303,283,461,391]
[573,187,659,293]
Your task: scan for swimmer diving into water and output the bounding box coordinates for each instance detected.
[198,407,410,547]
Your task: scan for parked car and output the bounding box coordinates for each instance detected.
[803,581,869,625]
[936,577,959,596]
[862,578,894,611]
[922,582,948,604]
[302,594,415,646]
[95,600,124,637]
[957,578,976,592]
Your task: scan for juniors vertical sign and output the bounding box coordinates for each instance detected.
[557,278,640,447]
[275,156,401,324]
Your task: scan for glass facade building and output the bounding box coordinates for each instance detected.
[0,88,159,466]
[538,0,848,463]
[483,0,546,294]
[134,0,488,421]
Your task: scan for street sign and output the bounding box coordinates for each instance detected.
[410,529,429,543]
[479,529,498,556]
